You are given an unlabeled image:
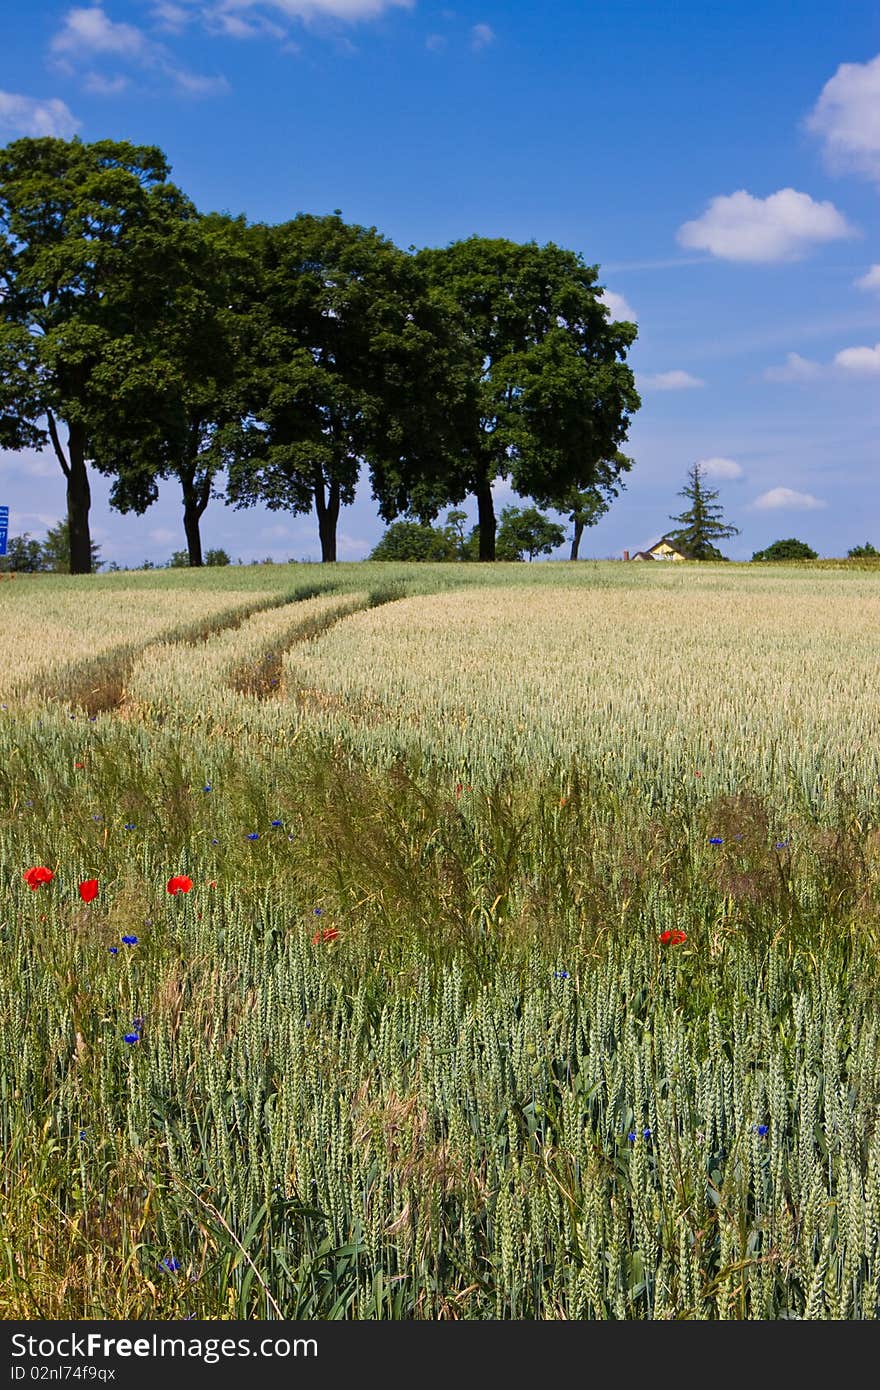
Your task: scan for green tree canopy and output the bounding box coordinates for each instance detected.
[0,533,44,572]
[847,542,877,558]
[87,211,262,566]
[494,505,566,561]
[667,463,740,560]
[752,538,818,561]
[0,136,196,572]
[226,213,472,562]
[415,237,640,560]
[368,520,459,561]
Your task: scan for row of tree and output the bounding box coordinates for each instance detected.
[0,137,640,573]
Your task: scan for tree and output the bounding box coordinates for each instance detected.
[227,213,472,563]
[205,548,230,566]
[167,550,190,568]
[84,211,260,566]
[0,136,196,573]
[552,452,632,559]
[0,533,45,572]
[41,519,102,573]
[415,237,640,560]
[847,542,878,558]
[369,520,458,561]
[494,505,566,561]
[752,538,818,561]
[667,463,740,560]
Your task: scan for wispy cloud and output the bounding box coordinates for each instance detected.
[763,352,822,382]
[50,5,226,98]
[697,456,744,480]
[471,22,495,50]
[806,52,880,183]
[640,370,704,390]
[426,33,447,51]
[751,488,827,511]
[764,342,880,379]
[0,90,80,138]
[677,188,855,263]
[83,72,129,95]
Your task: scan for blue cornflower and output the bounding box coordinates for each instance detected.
[271,819,283,828]
[160,1257,180,1273]
[121,934,138,946]
[247,832,260,840]
[553,969,570,980]
[627,1131,636,1143]
[754,1124,769,1137]
[211,838,219,844]
[708,836,723,845]
[92,814,102,821]
[643,1128,651,1139]
[313,907,323,916]
[132,1016,144,1031]
[203,784,212,793]
[775,840,789,849]
[79,1129,87,1141]
[123,823,136,830]
[123,1033,139,1045]
[108,946,118,955]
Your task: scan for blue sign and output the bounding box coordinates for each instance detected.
[0,507,7,558]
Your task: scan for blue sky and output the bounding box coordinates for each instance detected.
[1,0,879,563]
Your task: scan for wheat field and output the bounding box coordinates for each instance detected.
[1,560,879,1319]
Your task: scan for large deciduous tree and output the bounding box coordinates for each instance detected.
[87,211,261,566]
[667,462,740,560]
[226,213,472,563]
[0,136,196,573]
[415,237,640,560]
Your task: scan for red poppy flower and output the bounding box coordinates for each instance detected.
[659,929,687,947]
[23,866,53,890]
[695,770,702,777]
[208,880,216,888]
[74,762,85,769]
[166,874,193,895]
[78,878,99,904]
[312,926,339,945]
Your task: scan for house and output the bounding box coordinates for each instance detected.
[623,537,690,562]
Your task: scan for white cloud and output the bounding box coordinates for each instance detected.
[751,488,827,511]
[150,3,192,30]
[855,264,880,291]
[0,90,80,138]
[149,528,177,545]
[426,33,447,51]
[806,52,880,182]
[168,67,229,95]
[834,342,880,373]
[52,6,153,60]
[640,370,704,390]
[677,188,855,263]
[83,72,129,95]
[471,23,495,49]
[50,5,226,97]
[763,352,822,382]
[210,0,413,21]
[598,288,637,322]
[697,456,744,480]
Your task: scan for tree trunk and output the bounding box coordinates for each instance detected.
[183,501,204,567]
[314,470,340,563]
[66,423,92,576]
[181,462,212,567]
[570,518,583,560]
[475,474,496,562]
